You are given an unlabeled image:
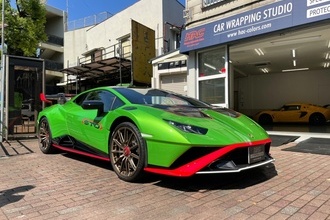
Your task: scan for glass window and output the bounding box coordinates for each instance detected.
[283,105,300,111]
[198,48,225,77]
[74,93,88,105]
[114,88,210,107]
[199,78,225,104]
[74,90,123,112]
[198,47,227,105]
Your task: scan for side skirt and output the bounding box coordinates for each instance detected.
[52,144,110,162]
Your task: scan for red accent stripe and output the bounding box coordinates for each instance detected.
[53,144,110,162]
[144,138,271,177]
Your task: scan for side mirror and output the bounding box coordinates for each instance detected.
[82,100,104,116]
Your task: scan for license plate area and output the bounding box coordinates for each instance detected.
[248,145,265,164]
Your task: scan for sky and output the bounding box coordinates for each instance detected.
[45,0,186,22]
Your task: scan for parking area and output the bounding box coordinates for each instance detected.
[0,138,329,220]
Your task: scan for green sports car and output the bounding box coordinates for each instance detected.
[37,87,274,182]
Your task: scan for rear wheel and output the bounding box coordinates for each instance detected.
[258,114,273,125]
[38,117,54,154]
[309,113,326,125]
[109,122,146,182]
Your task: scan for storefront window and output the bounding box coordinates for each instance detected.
[198,48,225,77]
[199,78,225,104]
[198,48,227,105]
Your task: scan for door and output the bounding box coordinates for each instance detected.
[197,46,228,107]
[7,57,43,137]
[161,73,187,95]
[274,104,302,122]
[66,90,119,152]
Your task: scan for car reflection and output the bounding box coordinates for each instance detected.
[262,123,330,133]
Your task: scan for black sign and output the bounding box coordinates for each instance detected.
[202,0,229,8]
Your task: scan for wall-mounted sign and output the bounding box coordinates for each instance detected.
[181,0,330,53]
[131,20,155,85]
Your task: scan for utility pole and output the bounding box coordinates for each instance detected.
[0,0,5,141]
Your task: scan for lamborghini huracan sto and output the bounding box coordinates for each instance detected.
[38,87,274,182]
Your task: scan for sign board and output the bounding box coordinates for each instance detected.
[181,0,330,53]
[131,20,155,85]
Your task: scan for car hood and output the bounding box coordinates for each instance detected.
[130,105,269,146]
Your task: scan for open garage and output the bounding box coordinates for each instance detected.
[229,23,330,133]
[230,23,330,116]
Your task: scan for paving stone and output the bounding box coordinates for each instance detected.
[0,138,329,219]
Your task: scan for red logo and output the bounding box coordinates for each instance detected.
[184,28,206,45]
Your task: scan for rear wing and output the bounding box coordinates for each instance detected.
[40,93,75,105]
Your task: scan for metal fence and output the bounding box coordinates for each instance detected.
[65,12,113,31]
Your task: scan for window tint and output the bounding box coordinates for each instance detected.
[73,93,88,105]
[74,90,124,112]
[114,88,210,107]
[112,97,124,110]
[283,105,300,111]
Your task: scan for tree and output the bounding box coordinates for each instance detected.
[1,0,47,57]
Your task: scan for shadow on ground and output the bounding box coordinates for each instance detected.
[57,150,278,190]
[153,163,277,191]
[0,185,35,207]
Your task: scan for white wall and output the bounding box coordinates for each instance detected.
[45,5,65,37]
[64,0,184,68]
[85,0,163,52]
[64,27,89,67]
[236,69,330,116]
[185,0,274,28]
[187,51,197,98]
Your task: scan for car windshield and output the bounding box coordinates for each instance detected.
[114,88,211,108]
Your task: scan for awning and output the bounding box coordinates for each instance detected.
[61,57,131,79]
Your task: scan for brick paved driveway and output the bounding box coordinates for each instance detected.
[0,138,329,220]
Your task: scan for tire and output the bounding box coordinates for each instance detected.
[109,122,146,182]
[309,113,326,125]
[38,117,55,154]
[258,114,273,125]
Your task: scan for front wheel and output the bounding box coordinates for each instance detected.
[258,114,273,125]
[109,122,146,182]
[38,117,55,154]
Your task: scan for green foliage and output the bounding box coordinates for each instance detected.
[1,0,47,56]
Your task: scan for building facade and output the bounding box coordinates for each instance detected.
[151,49,188,95]
[61,0,185,93]
[179,0,330,116]
[41,4,66,94]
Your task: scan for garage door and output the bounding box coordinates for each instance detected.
[160,74,187,95]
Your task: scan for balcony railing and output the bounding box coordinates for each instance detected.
[45,59,63,71]
[47,34,64,46]
[79,43,131,65]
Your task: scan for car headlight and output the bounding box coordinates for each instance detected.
[164,120,208,135]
